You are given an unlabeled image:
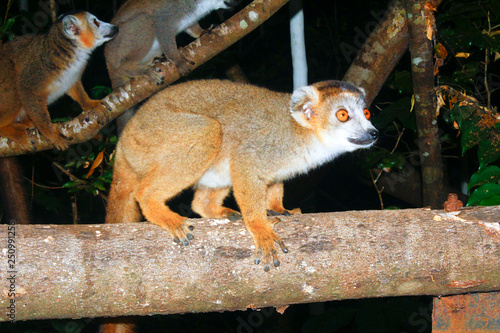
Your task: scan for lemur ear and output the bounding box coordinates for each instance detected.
[290,85,319,129]
[62,15,80,37]
[358,86,366,97]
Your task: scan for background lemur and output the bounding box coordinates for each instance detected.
[106,79,378,270]
[0,12,117,224]
[105,0,237,89]
[0,11,118,151]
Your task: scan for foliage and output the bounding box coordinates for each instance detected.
[0,16,16,41]
[436,0,500,206]
[59,86,116,199]
[368,0,500,208]
[0,0,14,40]
[61,136,116,197]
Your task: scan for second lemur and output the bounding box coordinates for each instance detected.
[0,11,118,150]
[105,0,237,88]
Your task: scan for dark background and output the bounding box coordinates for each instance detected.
[1,0,499,331]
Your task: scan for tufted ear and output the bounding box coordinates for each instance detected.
[290,85,319,129]
[62,15,80,37]
[357,86,366,97]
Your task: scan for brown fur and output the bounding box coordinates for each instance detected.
[107,79,378,269]
[105,0,234,88]
[100,318,135,333]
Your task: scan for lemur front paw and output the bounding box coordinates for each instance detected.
[248,219,289,271]
[144,66,165,86]
[169,222,194,247]
[46,127,71,151]
[154,215,194,246]
[172,225,195,246]
[175,59,194,77]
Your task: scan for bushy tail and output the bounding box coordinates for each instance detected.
[0,157,30,225]
[106,152,141,224]
[100,318,136,333]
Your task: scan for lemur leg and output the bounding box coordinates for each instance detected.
[192,187,241,220]
[266,182,301,216]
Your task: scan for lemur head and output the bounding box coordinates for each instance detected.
[290,80,378,152]
[59,11,119,50]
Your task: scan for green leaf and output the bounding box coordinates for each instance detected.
[92,180,106,191]
[84,185,99,195]
[91,86,113,99]
[450,103,475,129]
[477,131,500,168]
[476,194,500,206]
[467,183,500,206]
[377,153,406,171]
[62,181,75,188]
[62,179,85,189]
[468,165,500,193]
[458,113,488,153]
[52,117,71,123]
[3,17,17,32]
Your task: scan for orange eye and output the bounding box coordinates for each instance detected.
[336,109,349,122]
[93,18,100,27]
[364,109,371,120]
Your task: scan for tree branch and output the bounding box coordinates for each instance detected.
[343,0,443,105]
[1,207,499,321]
[343,0,409,104]
[404,0,444,208]
[0,0,290,157]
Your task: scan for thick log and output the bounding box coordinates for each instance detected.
[1,206,500,321]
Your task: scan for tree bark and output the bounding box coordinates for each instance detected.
[1,206,499,321]
[404,0,444,208]
[0,0,290,157]
[342,0,410,105]
[343,0,443,105]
